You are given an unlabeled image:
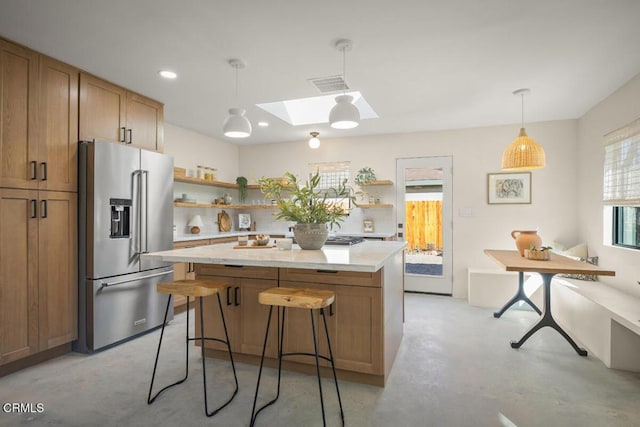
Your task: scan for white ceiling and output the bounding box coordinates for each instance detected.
[1,0,640,145]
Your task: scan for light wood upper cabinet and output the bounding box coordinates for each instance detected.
[0,189,39,364]
[79,73,126,143]
[79,73,164,152]
[39,57,78,192]
[126,92,163,152]
[0,40,38,190]
[38,191,77,350]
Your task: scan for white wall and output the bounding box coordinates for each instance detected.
[577,72,640,298]
[239,120,580,298]
[164,122,241,234]
[163,122,240,182]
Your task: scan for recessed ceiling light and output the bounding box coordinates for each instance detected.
[158,70,177,79]
[257,121,269,127]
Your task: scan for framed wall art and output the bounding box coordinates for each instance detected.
[363,218,375,233]
[487,172,532,204]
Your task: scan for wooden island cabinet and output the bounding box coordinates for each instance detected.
[144,240,405,386]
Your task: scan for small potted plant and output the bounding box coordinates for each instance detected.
[236,176,248,203]
[259,171,355,249]
[354,166,376,187]
[525,245,552,261]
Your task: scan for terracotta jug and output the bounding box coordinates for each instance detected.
[511,230,542,257]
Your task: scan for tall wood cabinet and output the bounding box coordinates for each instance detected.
[39,56,79,192]
[0,45,78,192]
[0,39,38,190]
[0,189,77,364]
[0,37,80,371]
[79,73,164,152]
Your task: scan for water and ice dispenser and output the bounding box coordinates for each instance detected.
[109,198,131,238]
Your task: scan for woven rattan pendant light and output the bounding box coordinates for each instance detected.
[501,89,545,170]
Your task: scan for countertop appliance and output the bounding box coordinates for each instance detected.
[76,140,174,353]
[324,236,365,245]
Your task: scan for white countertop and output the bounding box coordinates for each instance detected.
[174,231,396,243]
[145,240,406,272]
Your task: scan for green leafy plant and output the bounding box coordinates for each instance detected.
[236,176,248,203]
[354,166,376,186]
[528,245,552,251]
[259,171,356,229]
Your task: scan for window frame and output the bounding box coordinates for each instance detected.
[612,206,640,250]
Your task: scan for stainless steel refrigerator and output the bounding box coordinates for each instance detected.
[76,140,174,353]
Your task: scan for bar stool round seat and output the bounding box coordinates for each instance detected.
[157,279,225,298]
[148,278,238,418]
[251,287,344,426]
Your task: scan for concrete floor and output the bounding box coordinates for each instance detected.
[1,294,639,427]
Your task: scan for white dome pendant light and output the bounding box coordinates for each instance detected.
[308,132,320,149]
[329,39,360,129]
[502,88,545,170]
[223,59,252,138]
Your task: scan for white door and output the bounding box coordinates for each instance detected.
[396,156,452,294]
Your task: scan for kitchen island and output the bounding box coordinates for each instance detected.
[143,240,406,386]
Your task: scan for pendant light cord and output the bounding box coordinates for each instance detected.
[521,93,524,128]
[342,47,346,95]
[235,65,239,103]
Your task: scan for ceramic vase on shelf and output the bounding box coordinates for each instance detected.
[511,230,542,257]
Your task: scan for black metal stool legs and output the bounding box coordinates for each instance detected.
[148,293,238,417]
[148,295,189,404]
[311,308,327,426]
[201,294,239,417]
[250,305,275,426]
[321,308,344,423]
[251,306,343,426]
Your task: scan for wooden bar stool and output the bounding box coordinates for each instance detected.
[250,287,344,426]
[147,279,238,417]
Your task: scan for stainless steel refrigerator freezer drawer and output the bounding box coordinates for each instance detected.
[86,268,174,351]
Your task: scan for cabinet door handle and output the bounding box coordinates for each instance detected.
[120,127,126,142]
[30,199,37,218]
[41,162,47,181]
[127,129,133,144]
[31,161,37,180]
[41,200,47,218]
[234,286,240,306]
[316,269,338,274]
[223,264,244,268]
[226,286,232,306]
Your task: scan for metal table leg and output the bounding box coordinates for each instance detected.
[493,272,542,318]
[510,273,587,356]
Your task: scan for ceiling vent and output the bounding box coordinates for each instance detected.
[308,75,349,93]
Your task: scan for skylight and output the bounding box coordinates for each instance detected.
[256,91,378,126]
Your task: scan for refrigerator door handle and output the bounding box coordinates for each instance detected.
[142,170,149,253]
[132,169,142,256]
[101,270,173,288]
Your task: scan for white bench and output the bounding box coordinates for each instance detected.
[467,268,539,309]
[552,278,640,372]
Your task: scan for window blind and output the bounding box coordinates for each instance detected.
[603,117,640,205]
